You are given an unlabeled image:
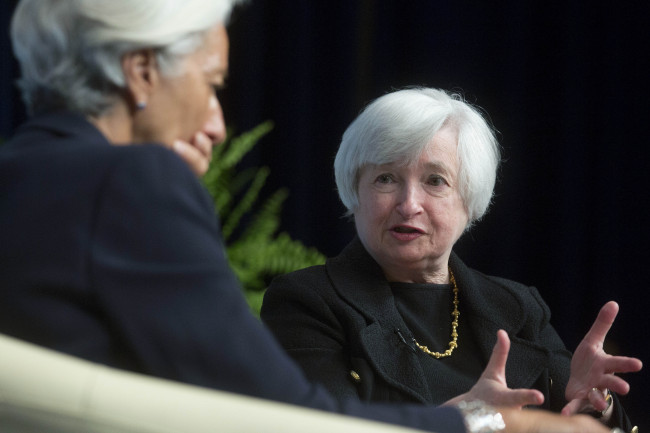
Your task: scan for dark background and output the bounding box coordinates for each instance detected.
[2,0,648,426]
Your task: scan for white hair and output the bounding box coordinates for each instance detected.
[334,87,500,227]
[10,0,242,116]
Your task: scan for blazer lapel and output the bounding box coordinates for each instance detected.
[325,241,551,402]
[326,238,432,403]
[449,252,550,390]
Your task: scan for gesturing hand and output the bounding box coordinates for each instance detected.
[444,330,544,408]
[562,301,643,416]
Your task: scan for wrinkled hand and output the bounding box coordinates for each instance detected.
[445,330,544,408]
[562,301,643,416]
[502,407,612,433]
[172,130,215,177]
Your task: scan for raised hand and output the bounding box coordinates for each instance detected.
[562,301,643,416]
[444,330,544,408]
[173,130,215,176]
[172,95,225,177]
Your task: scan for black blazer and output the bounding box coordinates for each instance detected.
[0,112,465,433]
[262,237,633,430]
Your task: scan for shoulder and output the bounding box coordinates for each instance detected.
[264,237,374,303]
[105,143,194,178]
[100,144,211,208]
[90,144,222,259]
[265,264,331,301]
[451,255,552,328]
[261,261,352,323]
[94,144,201,198]
[481,273,550,315]
[453,253,548,309]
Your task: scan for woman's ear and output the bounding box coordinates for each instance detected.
[121,49,158,111]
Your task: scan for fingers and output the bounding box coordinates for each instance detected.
[607,355,643,375]
[563,388,610,416]
[191,130,215,162]
[594,355,643,391]
[500,388,545,407]
[560,398,583,416]
[173,139,210,176]
[595,374,630,396]
[475,330,544,408]
[582,301,618,346]
[482,330,510,380]
[587,388,611,412]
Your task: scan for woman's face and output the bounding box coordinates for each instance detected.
[136,24,229,148]
[354,125,469,283]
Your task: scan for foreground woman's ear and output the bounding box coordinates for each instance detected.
[122,49,159,112]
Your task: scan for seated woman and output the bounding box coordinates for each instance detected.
[261,87,642,431]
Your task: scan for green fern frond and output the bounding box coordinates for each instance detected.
[240,188,288,242]
[211,175,233,214]
[228,234,325,281]
[220,121,274,170]
[222,166,270,241]
[202,121,273,201]
[216,167,257,220]
[202,121,326,316]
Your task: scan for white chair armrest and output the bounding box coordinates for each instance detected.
[0,333,427,433]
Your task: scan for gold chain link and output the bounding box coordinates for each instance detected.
[413,268,459,359]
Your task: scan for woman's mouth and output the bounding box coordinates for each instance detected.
[390,225,424,240]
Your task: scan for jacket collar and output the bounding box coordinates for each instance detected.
[449,252,551,388]
[11,111,110,149]
[326,237,550,401]
[326,237,432,401]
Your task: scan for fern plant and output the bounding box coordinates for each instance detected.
[202,121,326,315]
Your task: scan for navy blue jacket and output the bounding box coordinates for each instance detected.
[0,112,464,433]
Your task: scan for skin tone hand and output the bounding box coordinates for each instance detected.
[172,95,226,177]
[172,130,215,176]
[444,330,545,408]
[562,301,643,417]
[501,407,612,433]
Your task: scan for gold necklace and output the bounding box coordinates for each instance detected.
[412,268,459,359]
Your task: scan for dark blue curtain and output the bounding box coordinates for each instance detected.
[2,0,648,425]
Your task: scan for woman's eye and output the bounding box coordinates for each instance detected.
[375,174,394,184]
[427,175,447,186]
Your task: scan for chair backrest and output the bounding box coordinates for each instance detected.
[0,333,426,433]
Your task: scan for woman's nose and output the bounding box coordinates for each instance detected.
[202,95,226,146]
[395,185,424,218]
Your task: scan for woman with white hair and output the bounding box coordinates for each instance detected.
[9,0,232,175]
[262,87,641,431]
[0,1,630,431]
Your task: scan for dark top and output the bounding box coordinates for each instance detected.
[262,237,633,430]
[391,282,484,401]
[0,112,464,433]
